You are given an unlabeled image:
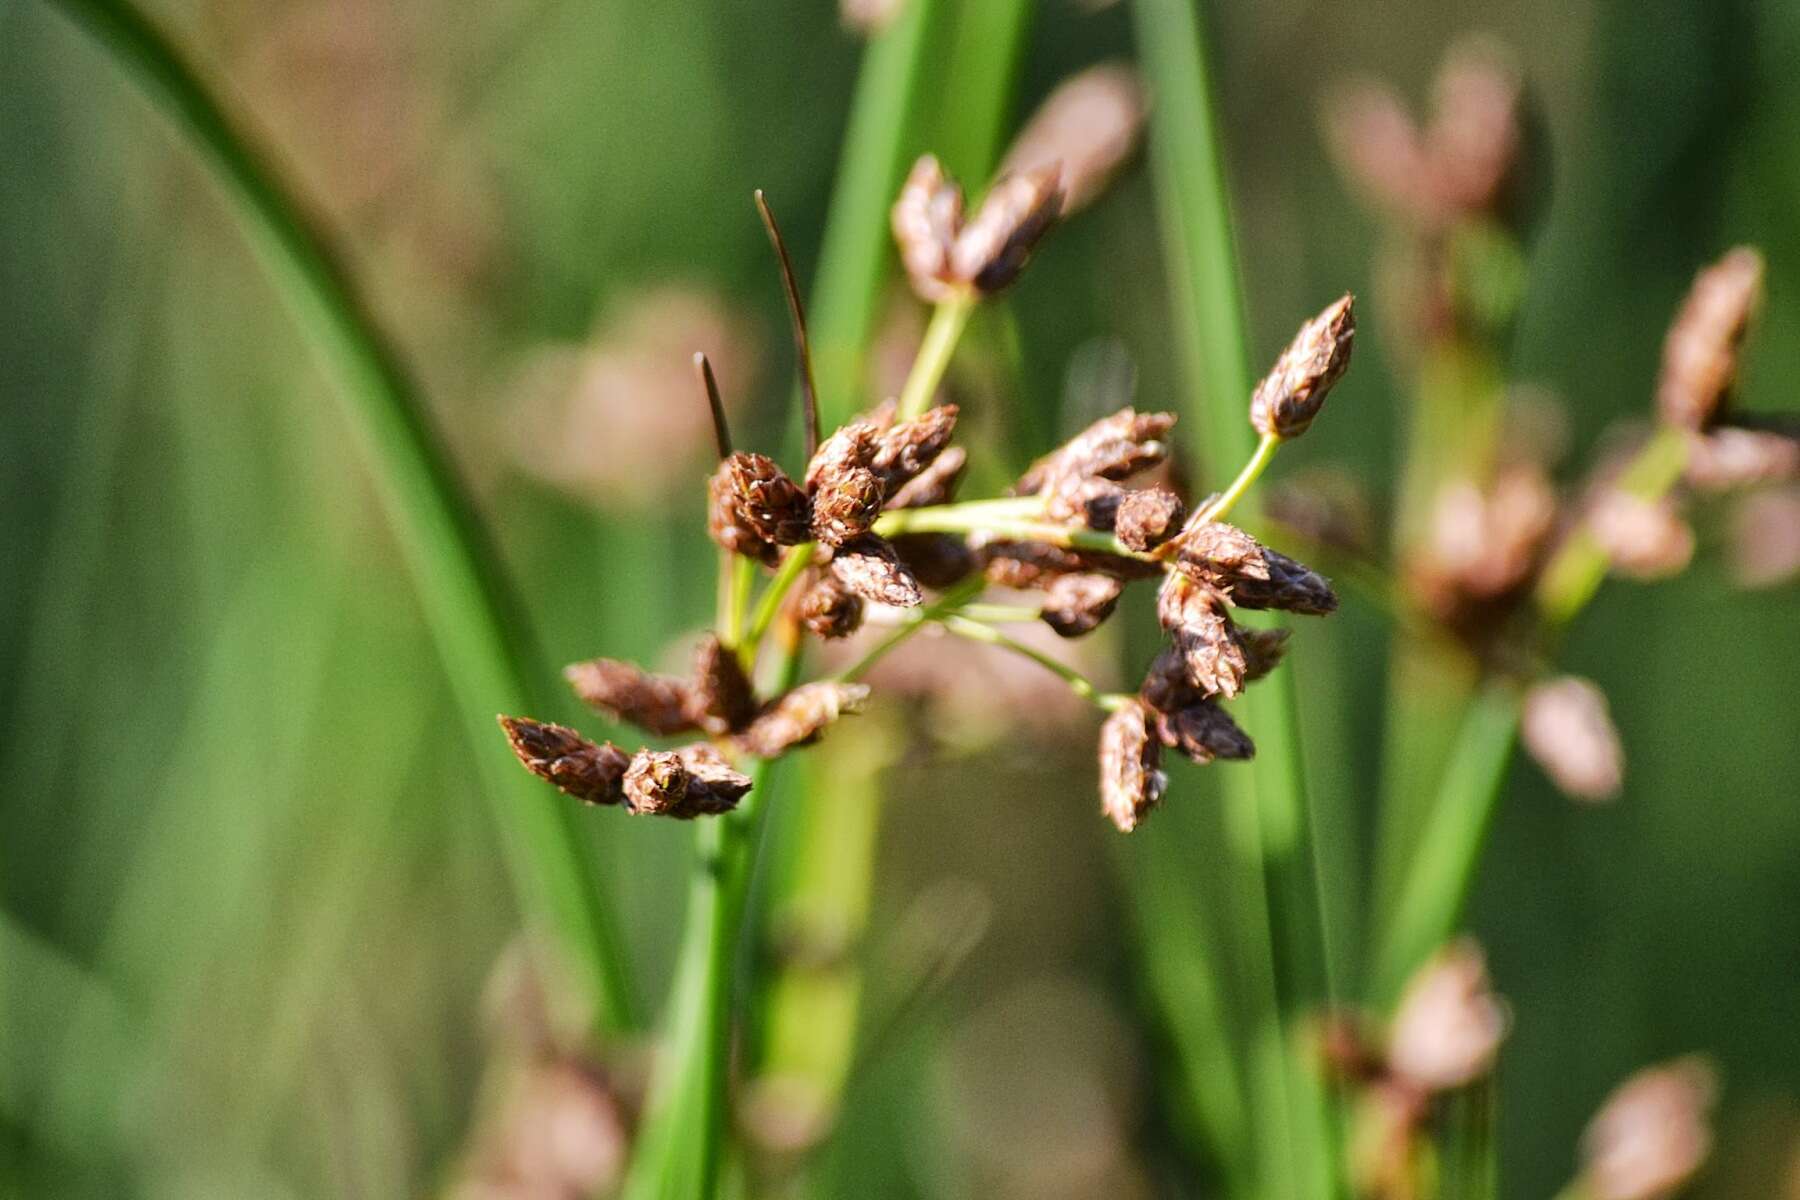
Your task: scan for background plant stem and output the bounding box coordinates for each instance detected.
[39,0,637,1033]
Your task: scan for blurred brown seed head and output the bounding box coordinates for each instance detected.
[1000,64,1147,214]
[1174,522,1339,615]
[734,682,871,759]
[1657,247,1764,432]
[1388,940,1508,1094]
[1099,700,1166,832]
[1413,465,1557,619]
[1114,487,1187,551]
[829,535,925,608]
[564,658,697,737]
[1581,1057,1718,1200]
[798,571,866,639]
[1040,573,1125,638]
[687,634,757,735]
[840,0,903,34]
[951,166,1064,295]
[1588,491,1695,582]
[454,1058,630,1200]
[892,155,968,304]
[1521,675,1625,802]
[498,717,630,806]
[1684,426,1800,492]
[1155,699,1255,765]
[1157,572,1249,699]
[1728,485,1800,589]
[1250,295,1356,441]
[1321,78,1436,224]
[1424,38,1526,221]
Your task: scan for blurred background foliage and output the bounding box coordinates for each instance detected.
[2,0,1796,1195]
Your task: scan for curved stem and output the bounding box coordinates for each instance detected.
[939,615,1125,710]
[897,295,976,419]
[872,506,1154,560]
[40,0,636,1030]
[1198,432,1283,525]
[743,543,819,671]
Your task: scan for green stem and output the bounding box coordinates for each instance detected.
[744,543,819,670]
[1199,432,1283,525]
[1370,680,1522,1004]
[872,506,1152,559]
[939,615,1124,709]
[41,0,636,1031]
[837,578,985,683]
[897,294,976,419]
[956,602,1043,625]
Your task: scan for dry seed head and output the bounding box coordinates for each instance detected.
[711,453,811,563]
[810,466,885,547]
[891,155,967,304]
[1521,675,1624,803]
[887,446,968,510]
[1098,699,1166,832]
[1683,426,1799,491]
[1657,247,1764,432]
[1174,522,1339,615]
[890,533,977,590]
[1581,1057,1717,1200]
[999,63,1146,214]
[708,464,779,566]
[1250,294,1356,441]
[1045,475,1127,527]
[1387,939,1509,1094]
[1016,407,1178,496]
[622,746,752,818]
[1114,487,1187,551]
[978,536,1162,586]
[564,658,697,736]
[1157,572,1249,699]
[829,534,925,607]
[804,420,881,490]
[1155,699,1254,765]
[950,166,1064,295]
[871,404,959,497]
[1238,625,1292,683]
[1039,572,1124,638]
[734,682,871,759]
[498,716,630,806]
[1588,491,1694,581]
[687,634,758,735]
[798,572,865,639]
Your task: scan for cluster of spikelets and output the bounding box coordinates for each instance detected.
[498,139,1361,833]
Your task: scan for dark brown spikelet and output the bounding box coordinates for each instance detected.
[1250,294,1355,441]
[1139,646,1197,715]
[708,466,778,566]
[890,533,978,590]
[887,446,968,510]
[686,634,757,735]
[1098,699,1165,833]
[564,658,697,736]
[1115,487,1187,551]
[735,682,871,759]
[1657,247,1764,432]
[1017,408,1178,496]
[872,404,959,497]
[1157,572,1249,699]
[1040,572,1124,638]
[499,716,630,806]
[891,154,966,303]
[1046,476,1127,528]
[951,166,1064,294]
[622,746,753,818]
[1174,522,1339,615]
[1238,625,1293,683]
[828,534,925,607]
[1156,700,1255,764]
[798,572,865,639]
[709,453,810,565]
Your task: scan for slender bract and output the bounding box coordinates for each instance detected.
[40,0,637,1031]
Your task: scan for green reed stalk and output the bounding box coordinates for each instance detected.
[1134,0,1342,1193]
[40,0,637,1031]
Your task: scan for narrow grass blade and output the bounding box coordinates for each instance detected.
[38,0,636,1032]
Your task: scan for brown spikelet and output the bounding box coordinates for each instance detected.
[1175,523,1338,614]
[707,465,778,566]
[687,634,757,735]
[1045,475,1128,528]
[1588,491,1694,581]
[621,745,753,818]
[887,446,968,510]
[890,533,977,590]
[498,716,630,806]
[999,63,1146,215]
[1656,247,1764,432]
[1155,700,1254,764]
[871,404,959,497]
[1388,939,1509,1094]
[1237,625,1292,683]
[1039,573,1124,638]
[797,572,865,639]
[1016,408,1178,497]
[1683,426,1799,491]
[734,682,871,759]
[1424,38,1526,221]
[709,453,810,564]
[951,167,1063,294]
[1581,1058,1717,1200]
[810,466,884,547]
[564,658,697,736]
[1157,573,1249,699]
[978,538,1163,587]
[1321,79,1434,224]
[803,421,881,491]
[1250,295,1355,441]
[828,535,924,607]
[1520,676,1624,802]
[891,155,966,304]
[1098,699,1165,833]
[1114,487,1187,551]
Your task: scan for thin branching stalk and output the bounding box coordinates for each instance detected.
[40,0,637,1031]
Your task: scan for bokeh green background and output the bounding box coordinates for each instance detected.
[2,0,1796,1195]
